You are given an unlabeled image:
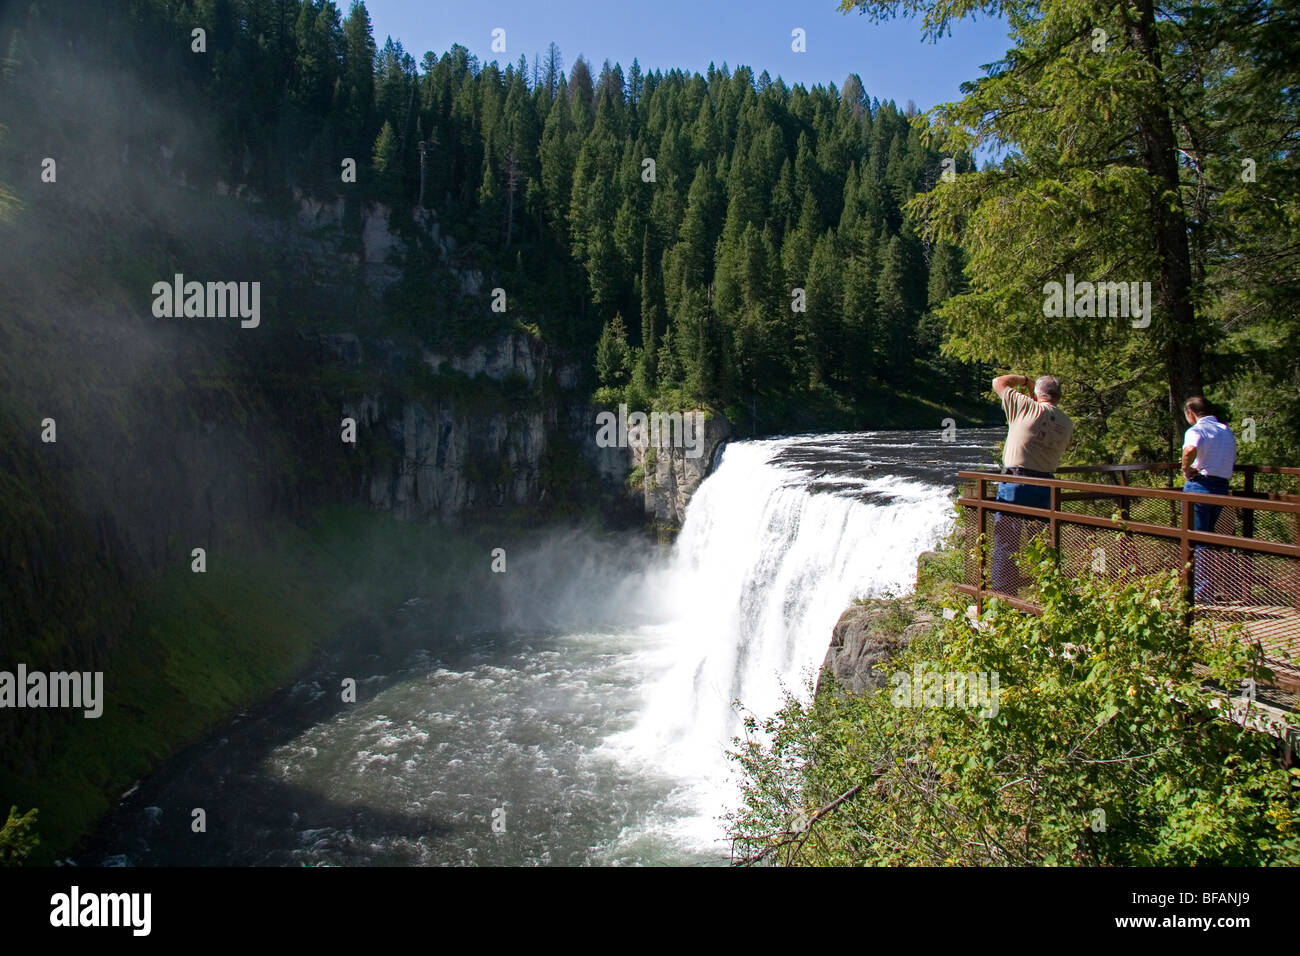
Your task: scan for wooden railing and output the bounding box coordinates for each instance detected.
[1053,462,1300,537]
[1055,461,1300,490]
[955,470,1300,692]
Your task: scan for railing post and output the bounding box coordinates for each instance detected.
[1050,482,1060,557]
[1243,468,1255,539]
[1180,496,1194,610]
[975,477,986,615]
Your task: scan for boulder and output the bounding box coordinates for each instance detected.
[819,600,936,695]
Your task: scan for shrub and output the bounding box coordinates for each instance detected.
[0,806,39,866]
[728,541,1299,865]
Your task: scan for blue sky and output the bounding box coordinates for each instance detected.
[363,0,1012,113]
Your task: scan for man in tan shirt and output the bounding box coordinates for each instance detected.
[989,373,1074,594]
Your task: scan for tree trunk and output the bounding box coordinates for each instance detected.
[1126,0,1203,453]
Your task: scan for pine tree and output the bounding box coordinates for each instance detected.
[674,163,721,301]
[339,2,376,158]
[842,229,878,390]
[595,313,633,387]
[770,157,796,238]
[539,73,575,235]
[804,230,844,389]
[569,133,622,306]
[568,56,595,132]
[628,58,644,107]
[543,43,563,99]
[781,216,812,294]
[371,119,401,203]
[639,228,663,384]
[477,157,502,245]
[875,231,912,382]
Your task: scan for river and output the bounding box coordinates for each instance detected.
[77,428,1000,866]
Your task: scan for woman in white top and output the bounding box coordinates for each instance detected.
[1181,395,1237,601]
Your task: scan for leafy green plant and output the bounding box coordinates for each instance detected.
[0,806,38,866]
[729,540,1298,865]
[862,596,915,637]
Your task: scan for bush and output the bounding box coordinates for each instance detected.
[728,540,1300,865]
[0,806,39,866]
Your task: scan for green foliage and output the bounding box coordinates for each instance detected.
[729,542,1299,865]
[595,313,632,387]
[370,120,401,205]
[0,806,38,866]
[26,1,1297,450]
[915,534,967,611]
[871,596,915,636]
[641,447,658,491]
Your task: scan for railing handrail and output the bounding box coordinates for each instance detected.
[958,471,1300,515]
[1055,462,1300,477]
[954,493,1300,557]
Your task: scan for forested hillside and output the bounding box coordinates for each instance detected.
[1,0,987,433]
[4,0,1296,452]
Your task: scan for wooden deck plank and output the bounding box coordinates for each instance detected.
[1195,603,1300,692]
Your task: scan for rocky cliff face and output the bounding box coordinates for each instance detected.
[297,198,589,525]
[346,395,551,521]
[819,551,945,695]
[570,407,731,529]
[338,330,558,522]
[300,195,733,529]
[820,600,937,694]
[631,412,731,528]
[296,198,738,530]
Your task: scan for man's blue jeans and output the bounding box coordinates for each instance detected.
[1185,475,1229,601]
[991,480,1050,595]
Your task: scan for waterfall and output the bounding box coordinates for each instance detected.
[608,433,959,844]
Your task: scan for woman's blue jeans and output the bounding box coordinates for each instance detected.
[1185,475,1229,601]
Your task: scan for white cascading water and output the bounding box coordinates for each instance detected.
[609,434,958,846]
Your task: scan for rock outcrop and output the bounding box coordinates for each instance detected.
[345,394,551,522]
[336,329,564,522]
[631,412,731,527]
[422,329,550,386]
[819,550,947,694]
[572,406,732,529]
[820,601,937,694]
